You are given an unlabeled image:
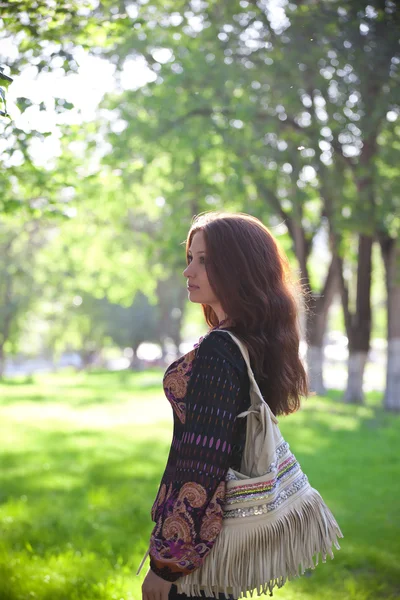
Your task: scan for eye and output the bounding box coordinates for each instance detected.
[186,255,205,264]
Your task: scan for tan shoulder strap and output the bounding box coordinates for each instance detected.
[211,329,278,424]
[210,329,282,476]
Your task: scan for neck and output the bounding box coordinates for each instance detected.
[211,305,228,324]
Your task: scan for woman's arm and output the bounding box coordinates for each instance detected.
[148,331,248,581]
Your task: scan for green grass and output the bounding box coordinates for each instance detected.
[0,370,399,600]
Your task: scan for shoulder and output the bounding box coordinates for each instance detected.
[196,330,246,374]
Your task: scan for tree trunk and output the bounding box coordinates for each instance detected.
[380,236,400,411]
[385,339,400,411]
[344,351,369,403]
[306,257,339,395]
[254,176,335,396]
[170,284,188,354]
[0,345,5,379]
[0,270,13,380]
[305,345,325,395]
[129,344,142,370]
[156,273,186,359]
[341,235,373,404]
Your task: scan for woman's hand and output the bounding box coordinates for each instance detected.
[142,568,172,600]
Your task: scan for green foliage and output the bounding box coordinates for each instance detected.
[0,67,13,118]
[1,0,399,370]
[0,214,52,369]
[96,0,400,310]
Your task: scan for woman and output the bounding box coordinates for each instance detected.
[141,212,308,600]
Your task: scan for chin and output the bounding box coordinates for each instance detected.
[188,290,205,303]
[188,296,203,304]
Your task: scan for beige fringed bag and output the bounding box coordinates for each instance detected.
[174,330,343,599]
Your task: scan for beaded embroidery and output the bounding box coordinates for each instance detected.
[223,473,309,518]
[224,453,300,506]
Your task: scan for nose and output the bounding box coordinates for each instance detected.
[183,262,194,278]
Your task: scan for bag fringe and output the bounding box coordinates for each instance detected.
[176,487,343,599]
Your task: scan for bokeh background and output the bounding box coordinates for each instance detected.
[0,1,399,599]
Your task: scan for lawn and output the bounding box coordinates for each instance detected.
[0,370,399,600]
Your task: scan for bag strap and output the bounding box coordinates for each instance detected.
[136,548,150,575]
[209,329,278,424]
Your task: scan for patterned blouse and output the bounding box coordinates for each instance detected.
[149,326,250,582]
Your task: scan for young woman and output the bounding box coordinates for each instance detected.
[141,212,308,600]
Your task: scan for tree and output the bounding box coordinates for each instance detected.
[376,118,400,410]
[0,215,50,377]
[0,0,131,213]
[3,0,399,404]
[98,0,399,403]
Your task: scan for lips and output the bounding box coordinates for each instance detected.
[188,284,199,290]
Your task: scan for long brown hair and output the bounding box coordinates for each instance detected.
[185,211,308,416]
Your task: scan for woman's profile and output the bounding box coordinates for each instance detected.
[140,211,309,600]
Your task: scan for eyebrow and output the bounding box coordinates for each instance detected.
[188,250,206,254]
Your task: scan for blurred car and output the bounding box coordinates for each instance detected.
[58,352,83,368]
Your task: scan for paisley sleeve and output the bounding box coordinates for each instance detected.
[148,331,248,582]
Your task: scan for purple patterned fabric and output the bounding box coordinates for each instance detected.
[149,328,250,581]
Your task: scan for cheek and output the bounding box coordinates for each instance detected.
[200,268,210,287]
[201,269,215,295]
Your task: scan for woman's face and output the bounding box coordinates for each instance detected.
[183,230,220,306]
